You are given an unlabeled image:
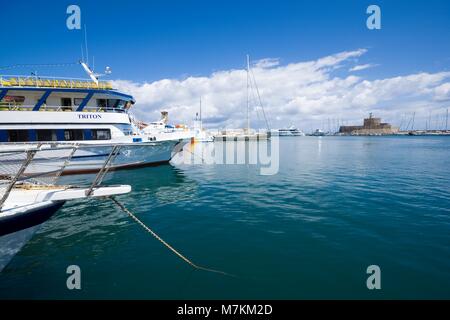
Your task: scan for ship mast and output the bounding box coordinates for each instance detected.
[246,54,250,134]
[243,54,270,133]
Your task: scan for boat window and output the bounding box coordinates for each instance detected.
[36,129,57,141]
[64,129,84,141]
[107,99,118,108]
[116,100,126,110]
[123,129,133,136]
[0,130,7,142]
[61,98,72,106]
[1,95,25,103]
[97,99,107,109]
[61,98,73,111]
[91,129,111,140]
[7,130,29,142]
[74,98,84,106]
[0,96,26,109]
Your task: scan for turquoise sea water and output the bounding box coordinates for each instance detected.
[1,136,449,299]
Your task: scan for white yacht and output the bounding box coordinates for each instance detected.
[273,126,305,136]
[193,125,214,142]
[0,144,131,271]
[140,111,195,142]
[0,71,190,174]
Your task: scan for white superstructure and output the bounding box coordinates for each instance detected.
[140,111,195,143]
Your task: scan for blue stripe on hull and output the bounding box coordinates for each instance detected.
[0,202,64,237]
[71,153,111,159]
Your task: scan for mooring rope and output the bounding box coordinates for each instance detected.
[183,148,206,163]
[109,196,235,277]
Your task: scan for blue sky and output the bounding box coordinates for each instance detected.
[2,0,449,80]
[1,0,450,130]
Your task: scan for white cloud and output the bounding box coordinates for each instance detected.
[433,83,450,101]
[113,49,450,132]
[254,58,280,69]
[349,63,377,72]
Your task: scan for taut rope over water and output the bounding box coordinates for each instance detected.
[183,147,206,163]
[109,196,235,278]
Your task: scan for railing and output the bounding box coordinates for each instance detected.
[0,75,113,90]
[0,143,78,209]
[0,143,126,209]
[0,147,39,208]
[0,104,127,113]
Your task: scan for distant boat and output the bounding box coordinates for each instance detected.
[274,126,305,136]
[192,98,214,142]
[193,126,214,143]
[311,129,325,136]
[141,111,194,142]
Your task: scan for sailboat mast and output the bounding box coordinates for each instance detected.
[246,54,250,134]
[428,110,432,131]
[446,108,448,131]
[199,96,202,130]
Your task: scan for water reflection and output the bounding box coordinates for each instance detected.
[38,165,197,239]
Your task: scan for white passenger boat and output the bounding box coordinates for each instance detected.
[0,144,131,272]
[273,126,305,136]
[0,69,189,174]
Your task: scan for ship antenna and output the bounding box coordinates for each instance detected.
[81,44,85,64]
[79,25,112,84]
[84,25,89,67]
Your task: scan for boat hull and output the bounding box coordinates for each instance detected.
[0,201,64,272]
[278,132,305,136]
[0,139,189,175]
[63,141,180,173]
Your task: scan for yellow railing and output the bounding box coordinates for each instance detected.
[0,104,122,112]
[0,75,113,90]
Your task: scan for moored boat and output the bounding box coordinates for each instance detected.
[0,144,131,271]
[0,70,189,174]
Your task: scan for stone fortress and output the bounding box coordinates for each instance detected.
[339,113,399,135]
